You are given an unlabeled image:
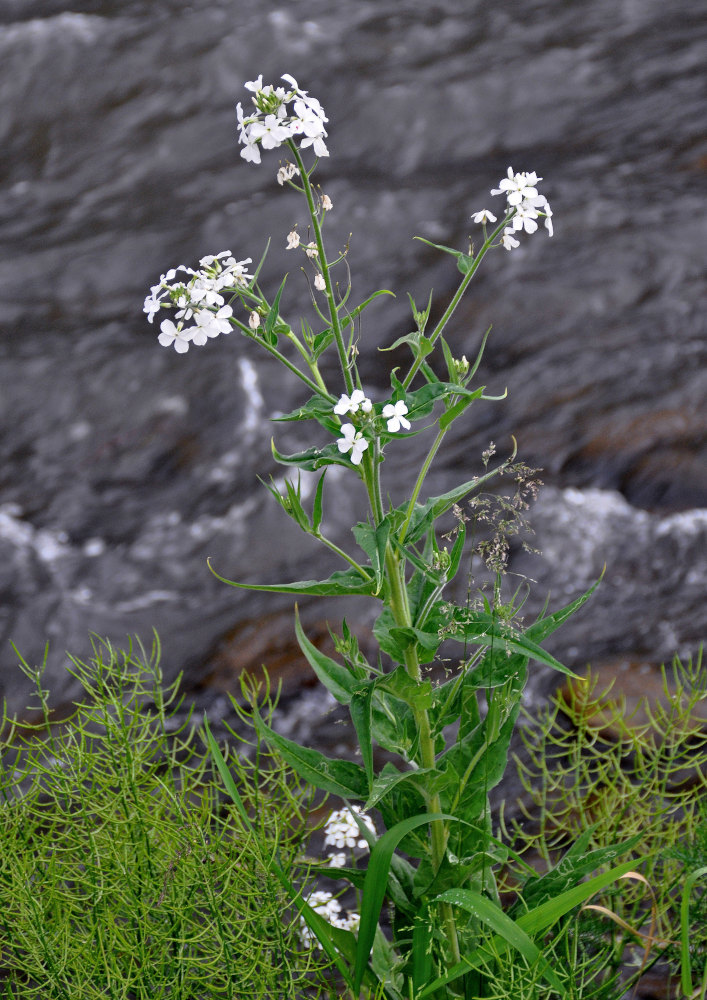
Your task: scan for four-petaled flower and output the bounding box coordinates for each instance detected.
[314,273,326,291]
[157,320,192,353]
[286,230,300,250]
[337,424,369,465]
[383,400,411,433]
[334,390,372,415]
[471,209,497,224]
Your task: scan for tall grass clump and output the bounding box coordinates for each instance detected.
[0,636,332,999]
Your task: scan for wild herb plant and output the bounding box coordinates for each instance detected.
[502,649,707,997]
[0,636,332,999]
[146,74,644,996]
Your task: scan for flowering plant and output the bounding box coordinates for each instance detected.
[150,75,638,998]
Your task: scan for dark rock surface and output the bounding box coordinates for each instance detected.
[1,0,705,719]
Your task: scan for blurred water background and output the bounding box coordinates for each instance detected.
[0,0,705,730]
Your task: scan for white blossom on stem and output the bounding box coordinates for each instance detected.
[490,167,553,245]
[146,252,251,350]
[471,209,497,225]
[337,424,369,465]
[237,74,329,166]
[334,390,372,416]
[286,230,300,250]
[314,273,326,291]
[383,400,411,432]
[157,320,193,353]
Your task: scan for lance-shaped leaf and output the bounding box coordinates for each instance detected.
[444,608,579,677]
[273,394,338,426]
[252,711,369,798]
[294,608,357,703]
[433,889,563,993]
[208,559,376,597]
[352,518,390,593]
[271,437,355,472]
[263,273,287,344]
[418,857,645,996]
[394,459,511,544]
[350,681,375,790]
[353,813,456,995]
[340,288,396,329]
[526,572,603,644]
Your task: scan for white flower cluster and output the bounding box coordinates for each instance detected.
[473,167,553,250]
[144,252,252,353]
[334,391,411,465]
[237,73,329,165]
[323,805,376,853]
[299,890,360,948]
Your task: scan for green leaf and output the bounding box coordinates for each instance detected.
[446,609,579,677]
[434,889,562,992]
[364,764,435,812]
[264,274,287,344]
[271,437,356,472]
[208,559,376,597]
[438,388,484,431]
[526,573,604,644]
[418,856,644,996]
[350,682,375,790]
[340,288,396,330]
[273,394,337,425]
[354,813,455,995]
[312,471,326,534]
[352,518,390,593]
[377,664,434,710]
[252,711,369,798]
[294,609,356,704]
[514,828,645,914]
[395,461,508,544]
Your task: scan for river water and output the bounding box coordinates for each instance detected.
[0,0,705,726]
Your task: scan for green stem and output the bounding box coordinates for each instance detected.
[402,214,512,390]
[234,319,333,399]
[383,544,461,966]
[289,143,354,394]
[399,423,448,543]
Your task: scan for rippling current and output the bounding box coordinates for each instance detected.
[0,0,705,721]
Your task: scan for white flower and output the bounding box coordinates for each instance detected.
[249,311,260,330]
[337,424,369,465]
[157,320,193,353]
[491,167,540,206]
[471,209,497,224]
[286,230,300,250]
[321,193,333,212]
[147,254,252,349]
[298,890,360,948]
[304,242,318,258]
[237,74,329,164]
[323,806,376,850]
[248,114,292,150]
[314,273,326,291]
[327,852,347,868]
[334,390,372,416]
[510,202,540,234]
[383,400,411,433]
[298,890,342,948]
[501,227,520,251]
